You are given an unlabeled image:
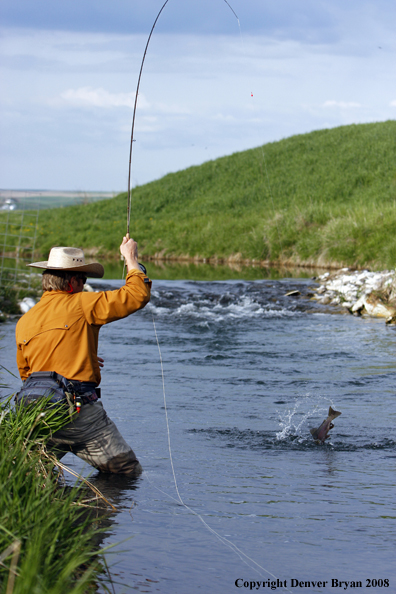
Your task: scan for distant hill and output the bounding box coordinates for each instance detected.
[0,190,117,211]
[7,120,396,270]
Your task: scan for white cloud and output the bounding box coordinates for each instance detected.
[59,87,138,109]
[56,87,191,117]
[323,100,362,109]
[1,22,395,191]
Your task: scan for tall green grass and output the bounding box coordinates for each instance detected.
[2,121,396,270]
[0,397,106,594]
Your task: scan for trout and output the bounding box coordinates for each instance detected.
[310,406,341,443]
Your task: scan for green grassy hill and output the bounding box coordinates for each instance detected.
[5,120,396,270]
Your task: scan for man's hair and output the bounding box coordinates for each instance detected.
[42,270,84,292]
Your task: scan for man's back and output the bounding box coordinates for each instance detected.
[16,269,151,384]
[16,290,100,383]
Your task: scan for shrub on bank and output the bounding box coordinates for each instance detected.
[0,276,41,321]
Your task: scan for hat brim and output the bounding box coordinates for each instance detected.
[28,261,104,278]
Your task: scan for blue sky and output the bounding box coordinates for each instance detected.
[0,0,395,191]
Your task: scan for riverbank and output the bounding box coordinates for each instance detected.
[142,253,355,270]
[311,268,396,323]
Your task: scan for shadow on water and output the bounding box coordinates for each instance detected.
[189,427,396,452]
[87,471,143,509]
[102,258,328,281]
[61,472,143,592]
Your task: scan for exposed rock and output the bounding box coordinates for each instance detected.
[19,297,37,313]
[312,269,396,322]
[363,294,396,318]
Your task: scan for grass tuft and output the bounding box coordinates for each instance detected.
[0,396,107,594]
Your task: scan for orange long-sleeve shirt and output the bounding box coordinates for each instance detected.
[15,269,151,385]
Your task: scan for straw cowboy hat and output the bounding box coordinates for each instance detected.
[29,247,104,278]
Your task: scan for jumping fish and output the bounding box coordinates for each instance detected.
[310,406,341,443]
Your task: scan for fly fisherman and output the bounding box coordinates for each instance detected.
[15,236,151,475]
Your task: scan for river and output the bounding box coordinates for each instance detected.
[1,276,395,593]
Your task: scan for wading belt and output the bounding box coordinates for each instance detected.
[15,372,100,414]
[66,380,101,406]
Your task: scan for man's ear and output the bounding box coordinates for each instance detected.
[68,276,79,292]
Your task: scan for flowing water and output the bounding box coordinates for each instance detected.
[1,277,395,593]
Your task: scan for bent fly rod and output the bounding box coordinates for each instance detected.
[125,0,240,238]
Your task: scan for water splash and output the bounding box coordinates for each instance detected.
[276,394,336,441]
